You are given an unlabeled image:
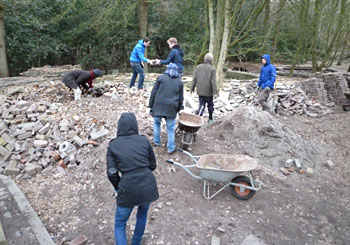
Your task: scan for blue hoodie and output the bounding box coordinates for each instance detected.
[130,40,148,63]
[258,54,276,89]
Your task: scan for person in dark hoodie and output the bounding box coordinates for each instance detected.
[191,53,217,124]
[62,69,102,100]
[130,37,155,89]
[149,63,184,154]
[257,54,276,113]
[156,37,184,77]
[106,112,159,245]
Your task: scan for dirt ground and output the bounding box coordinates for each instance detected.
[11,69,350,245]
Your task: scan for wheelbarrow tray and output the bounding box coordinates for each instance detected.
[196,154,257,182]
[178,112,203,133]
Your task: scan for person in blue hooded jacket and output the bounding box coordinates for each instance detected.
[129,37,154,89]
[257,54,276,112]
[155,37,184,77]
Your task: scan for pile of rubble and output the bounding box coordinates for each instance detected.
[20,65,82,77]
[0,80,153,179]
[212,79,334,117]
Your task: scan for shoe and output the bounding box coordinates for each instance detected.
[168,148,176,154]
[152,141,161,147]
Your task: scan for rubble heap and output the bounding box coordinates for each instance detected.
[206,106,327,171]
[0,81,153,179]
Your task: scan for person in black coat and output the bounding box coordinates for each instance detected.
[156,37,184,77]
[149,63,184,154]
[106,112,159,245]
[62,69,102,100]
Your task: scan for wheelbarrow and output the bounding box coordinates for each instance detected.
[175,112,203,150]
[343,91,350,111]
[166,149,261,200]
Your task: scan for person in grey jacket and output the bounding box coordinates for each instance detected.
[190,53,217,123]
[106,112,159,245]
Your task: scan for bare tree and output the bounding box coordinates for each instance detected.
[0,4,9,77]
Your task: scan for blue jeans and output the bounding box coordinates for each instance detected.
[153,116,176,152]
[130,62,145,89]
[114,203,150,245]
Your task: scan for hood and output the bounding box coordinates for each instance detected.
[117,112,139,137]
[261,54,271,66]
[173,44,184,57]
[164,63,179,78]
[138,39,145,47]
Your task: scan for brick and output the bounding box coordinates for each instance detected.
[90,128,109,140]
[41,165,53,175]
[37,113,48,122]
[33,121,44,132]
[211,236,220,245]
[1,133,11,142]
[0,146,9,156]
[69,234,88,245]
[17,132,32,140]
[5,141,15,152]
[38,122,50,134]
[326,160,334,170]
[17,100,30,109]
[15,141,22,151]
[2,151,12,161]
[73,135,84,147]
[0,121,6,130]
[4,160,20,176]
[279,167,290,176]
[18,122,35,132]
[13,129,25,136]
[21,141,29,153]
[35,134,47,140]
[50,151,61,161]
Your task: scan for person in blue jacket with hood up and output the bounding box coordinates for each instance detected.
[257,54,276,113]
[129,37,155,89]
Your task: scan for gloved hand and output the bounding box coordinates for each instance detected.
[87,88,95,94]
[148,59,155,65]
[156,59,161,65]
[149,108,153,116]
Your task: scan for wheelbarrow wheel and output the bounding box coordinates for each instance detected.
[231,176,256,200]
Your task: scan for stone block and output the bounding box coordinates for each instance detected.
[73,135,84,147]
[25,163,37,175]
[41,165,53,175]
[294,159,302,169]
[0,138,6,147]
[17,100,30,109]
[1,133,11,142]
[33,121,44,132]
[13,129,25,136]
[35,134,47,140]
[0,122,6,131]
[17,122,34,132]
[15,141,22,152]
[0,146,9,156]
[240,234,266,245]
[2,152,12,162]
[306,167,314,177]
[326,160,334,170]
[90,128,109,140]
[37,113,48,122]
[4,160,20,176]
[17,132,32,140]
[5,141,15,152]
[21,141,29,153]
[33,140,48,148]
[284,159,294,168]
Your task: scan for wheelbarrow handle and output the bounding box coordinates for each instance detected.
[177,148,184,153]
[165,160,174,164]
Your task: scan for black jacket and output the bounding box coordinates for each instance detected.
[149,74,184,118]
[106,113,159,207]
[160,45,184,73]
[62,70,92,90]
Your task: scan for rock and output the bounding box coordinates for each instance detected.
[306,167,313,177]
[69,234,88,245]
[284,159,294,168]
[279,167,290,176]
[294,159,302,169]
[326,160,334,170]
[0,146,9,156]
[240,234,266,245]
[4,160,20,176]
[73,135,85,147]
[217,226,226,233]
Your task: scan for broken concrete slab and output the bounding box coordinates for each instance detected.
[240,234,266,245]
[326,160,334,170]
[90,128,109,141]
[4,160,20,176]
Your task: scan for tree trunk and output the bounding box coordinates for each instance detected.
[213,0,225,66]
[216,0,231,88]
[271,0,287,61]
[348,64,350,72]
[319,0,346,69]
[0,4,9,77]
[138,0,148,72]
[263,0,270,33]
[208,0,215,54]
[311,0,322,72]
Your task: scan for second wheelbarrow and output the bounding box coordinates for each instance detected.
[175,112,203,150]
[166,149,261,200]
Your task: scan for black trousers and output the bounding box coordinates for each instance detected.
[196,96,214,120]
